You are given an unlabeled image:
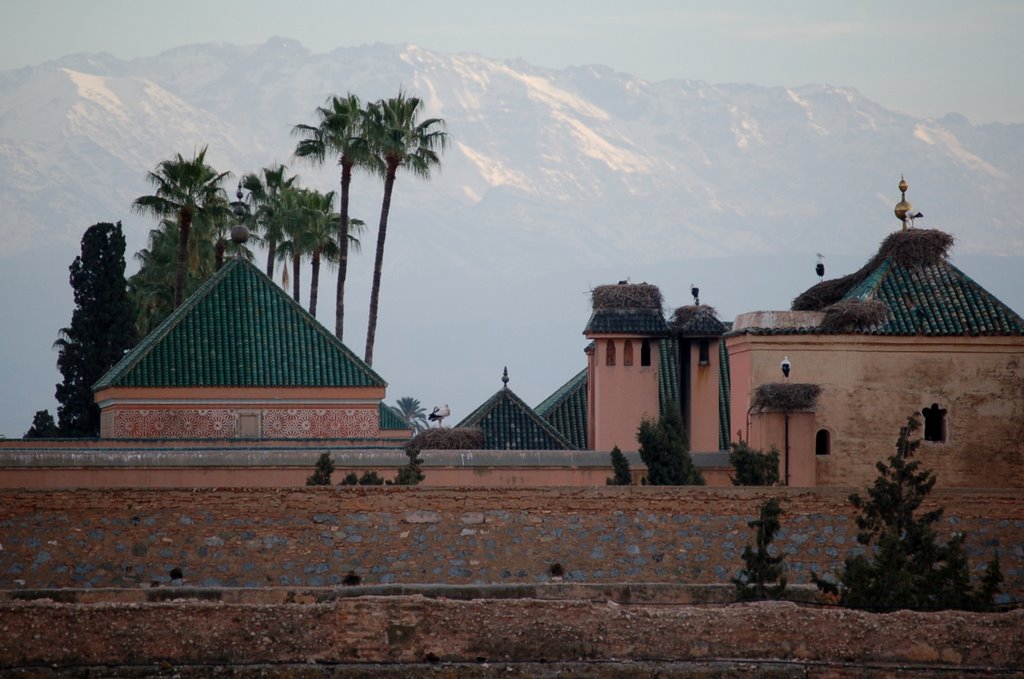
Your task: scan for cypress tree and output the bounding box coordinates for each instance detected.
[729,440,781,485]
[733,497,787,600]
[54,222,136,436]
[306,452,335,485]
[606,446,632,485]
[637,407,704,485]
[24,410,60,438]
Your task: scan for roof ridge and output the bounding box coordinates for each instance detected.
[535,368,587,415]
[458,385,574,449]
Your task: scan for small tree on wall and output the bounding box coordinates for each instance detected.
[637,407,704,485]
[306,452,335,486]
[606,446,632,485]
[813,414,1003,611]
[733,497,787,600]
[729,441,780,485]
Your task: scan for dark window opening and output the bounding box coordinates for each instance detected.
[640,339,651,367]
[922,403,947,442]
[815,429,831,456]
[605,340,616,366]
[698,339,710,366]
[623,339,634,366]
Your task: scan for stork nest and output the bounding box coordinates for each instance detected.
[412,427,485,450]
[792,229,954,311]
[819,299,889,333]
[592,283,663,310]
[753,383,822,411]
[670,305,725,335]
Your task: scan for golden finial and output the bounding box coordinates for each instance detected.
[894,175,913,230]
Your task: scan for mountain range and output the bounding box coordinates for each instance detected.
[1,38,1022,438]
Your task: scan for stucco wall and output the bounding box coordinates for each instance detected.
[590,338,662,451]
[1,487,1020,597]
[727,334,1024,488]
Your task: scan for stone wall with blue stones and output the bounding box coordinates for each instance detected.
[1,487,1020,601]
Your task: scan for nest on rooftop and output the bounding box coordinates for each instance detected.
[591,283,663,310]
[753,383,822,411]
[412,427,484,450]
[819,299,889,333]
[792,229,954,311]
[670,304,719,326]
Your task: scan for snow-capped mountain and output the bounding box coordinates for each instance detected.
[1,38,1022,439]
[2,38,1022,261]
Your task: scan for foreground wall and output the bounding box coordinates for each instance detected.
[3,595,1022,673]
[1,487,1020,598]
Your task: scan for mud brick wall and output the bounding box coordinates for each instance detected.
[1,487,1021,597]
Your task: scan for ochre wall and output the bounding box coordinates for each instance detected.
[727,334,1024,488]
[1,487,1019,596]
[688,341,721,452]
[590,338,662,451]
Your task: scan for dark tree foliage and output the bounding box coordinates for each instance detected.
[729,441,781,486]
[394,443,425,485]
[306,452,335,485]
[814,415,1003,611]
[733,497,787,600]
[606,446,632,485]
[637,407,704,485]
[54,222,136,436]
[24,410,59,438]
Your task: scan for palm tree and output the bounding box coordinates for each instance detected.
[292,94,375,341]
[276,187,313,303]
[300,189,341,318]
[241,164,296,279]
[395,396,428,433]
[362,92,448,365]
[133,147,230,308]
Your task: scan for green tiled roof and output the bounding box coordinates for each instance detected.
[95,258,386,390]
[535,368,588,449]
[670,305,727,336]
[658,338,679,414]
[718,339,731,451]
[379,403,412,431]
[850,259,1024,336]
[458,384,574,450]
[584,308,669,336]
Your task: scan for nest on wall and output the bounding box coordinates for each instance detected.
[819,299,889,333]
[412,427,485,450]
[753,383,822,411]
[670,304,720,326]
[591,283,663,310]
[792,229,954,311]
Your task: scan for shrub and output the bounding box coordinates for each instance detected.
[729,441,780,486]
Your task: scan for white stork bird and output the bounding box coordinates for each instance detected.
[428,404,450,427]
[816,254,825,282]
[781,356,791,379]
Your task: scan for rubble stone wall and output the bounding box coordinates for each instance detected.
[2,487,1020,597]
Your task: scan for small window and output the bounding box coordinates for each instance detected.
[640,339,651,367]
[922,403,947,442]
[605,340,616,366]
[815,429,831,456]
[698,339,710,366]
[623,340,634,366]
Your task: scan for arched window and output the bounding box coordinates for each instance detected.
[623,340,634,366]
[815,429,831,456]
[922,403,947,442]
[699,339,710,366]
[640,339,651,367]
[605,340,616,366]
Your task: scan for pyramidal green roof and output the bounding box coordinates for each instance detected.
[95,258,386,390]
[457,378,575,450]
[786,229,1024,336]
[535,368,588,449]
[379,402,411,431]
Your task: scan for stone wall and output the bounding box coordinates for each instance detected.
[1,487,1021,598]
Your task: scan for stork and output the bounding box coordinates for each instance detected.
[428,404,450,427]
[907,211,923,228]
[816,253,825,282]
[690,283,700,306]
[781,356,791,379]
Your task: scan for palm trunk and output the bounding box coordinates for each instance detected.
[215,240,225,270]
[292,251,301,302]
[334,161,353,340]
[309,250,320,317]
[365,164,398,366]
[266,239,277,279]
[174,209,193,308]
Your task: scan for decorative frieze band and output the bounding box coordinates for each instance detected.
[110,407,380,439]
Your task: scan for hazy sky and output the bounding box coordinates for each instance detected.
[2,0,1022,124]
